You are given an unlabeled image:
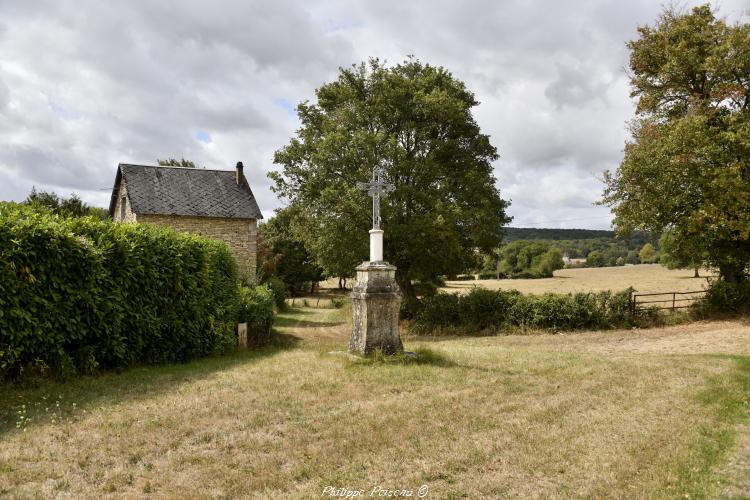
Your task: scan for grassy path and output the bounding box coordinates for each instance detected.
[0,307,748,498]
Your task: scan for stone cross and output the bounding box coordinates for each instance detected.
[357,165,394,230]
[350,163,402,356]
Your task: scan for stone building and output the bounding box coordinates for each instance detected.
[108,162,263,278]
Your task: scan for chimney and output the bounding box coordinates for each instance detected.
[235,161,245,185]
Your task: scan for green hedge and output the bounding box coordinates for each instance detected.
[264,276,288,310]
[697,281,750,313]
[236,284,275,346]
[0,204,240,378]
[410,287,634,335]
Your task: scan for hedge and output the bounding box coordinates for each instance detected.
[410,287,634,335]
[696,280,750,314]
[236,284,275,346]
[0,204,241,378]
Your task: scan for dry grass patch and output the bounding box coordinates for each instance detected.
[445,264,713,295]
[0,306,748,498]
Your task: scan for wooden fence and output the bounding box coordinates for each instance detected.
[630,290,706,314]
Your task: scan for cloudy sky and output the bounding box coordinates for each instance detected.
[1,0,748,229]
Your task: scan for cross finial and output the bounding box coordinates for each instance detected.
[358,163,395,229]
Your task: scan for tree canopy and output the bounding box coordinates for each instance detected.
[24,187,107,219]
[157,158,197,168]
[270,57,511,294]
[257,207,324,295]
[602,5,750,282]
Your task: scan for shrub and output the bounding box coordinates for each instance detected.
[697,281,750,313]
[410,293,461,335]
[265,276,288,310]
[477,272,498,280]
[410,288,636,335]
[0,203,239,379]
[455,275,475,281]
[236,284,275,346]
[400,294,423,320]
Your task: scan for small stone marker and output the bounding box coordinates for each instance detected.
[237,322,248,348]
[350,164,403,355]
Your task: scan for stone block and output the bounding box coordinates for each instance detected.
[237,322,248,348]
[349,261,403,355]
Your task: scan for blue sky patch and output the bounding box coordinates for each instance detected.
[195,130,211,143]
[273,98,297,117]
[48,99,82,120]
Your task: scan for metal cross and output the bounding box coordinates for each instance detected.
[358,165,394,230]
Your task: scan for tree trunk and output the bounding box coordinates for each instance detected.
[693,267,700,278]
[338,277,343,290]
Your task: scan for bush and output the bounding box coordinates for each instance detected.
[410,293,461,334]
[236,284,275,346]
[454,275,475,281]
[0,203,239,379]
[410,287,635,335]
[477,272,498,280]
[698,281,750,313]
[265,276,288,310]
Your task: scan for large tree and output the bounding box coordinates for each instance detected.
[258,207,324,295]
[602,5,750,282]
[271,58,511,295]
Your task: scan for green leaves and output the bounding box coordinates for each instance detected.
[0,203,238,379]
[604,5,750,282]
[235,284,274,346]
[271,57,511,291]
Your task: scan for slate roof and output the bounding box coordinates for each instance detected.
[108,164,263,219]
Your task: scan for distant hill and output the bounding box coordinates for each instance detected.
[503,227,616,242]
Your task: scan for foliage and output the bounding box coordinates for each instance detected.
[602,5,750,283]
[157,158,197,168]
[264,276,288,310]
[235,285,275,346]
[639,243,658,264]
[477,231,659,276]
[24,187,108,220]
[503,227,617,241]
[258,207,324,295]
[410,287,635,335]
[498,240,564,278]
[270,57,511,296]
[0,203,239,379]
[659,230,706,276]
[697,281,750,313]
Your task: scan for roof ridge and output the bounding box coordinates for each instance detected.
[119,163,234,173]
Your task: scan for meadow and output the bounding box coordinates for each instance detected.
[445,263,711,295]
[1,299,748,498]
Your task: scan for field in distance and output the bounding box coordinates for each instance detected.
[444,263,712,295]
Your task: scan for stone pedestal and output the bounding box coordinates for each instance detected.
[349,261,403,355]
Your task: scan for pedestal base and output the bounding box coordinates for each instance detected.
[349,261,403,355]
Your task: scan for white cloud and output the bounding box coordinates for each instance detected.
[0,0,747,229]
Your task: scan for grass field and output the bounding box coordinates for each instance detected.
[1,303,748,498]
[445,263,713,295]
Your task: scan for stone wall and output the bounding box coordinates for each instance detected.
[112,180,137,223]
[137,214,258,280]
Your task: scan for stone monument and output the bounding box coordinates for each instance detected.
[349,165,403,355]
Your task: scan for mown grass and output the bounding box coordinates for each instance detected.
[0,306,747,498]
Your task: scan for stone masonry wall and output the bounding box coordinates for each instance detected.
[112,181,137,223]
[137,214,258,280]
